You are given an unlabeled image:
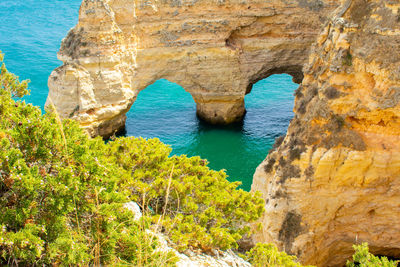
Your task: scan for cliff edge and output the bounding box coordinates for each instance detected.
[46,0,337,137]
[252,0,400,266]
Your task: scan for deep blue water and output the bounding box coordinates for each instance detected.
[0,0,297,191]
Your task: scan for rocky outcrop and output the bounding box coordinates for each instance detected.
[47,0,338,137]
[252,0,400,266]
[125,202,250,266]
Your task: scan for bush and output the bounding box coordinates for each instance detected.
[244,243,313,267]
[0,51,265,265]
[0,52,177,266]
[346,243,399,267]
[107,137,265,252]
[245,242,399,267]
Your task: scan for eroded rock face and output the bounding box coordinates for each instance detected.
[252,0,400,266]
[47,0,337,137]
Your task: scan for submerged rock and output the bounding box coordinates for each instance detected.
[252,0,400,266]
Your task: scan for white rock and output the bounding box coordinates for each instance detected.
[124,201,142,221]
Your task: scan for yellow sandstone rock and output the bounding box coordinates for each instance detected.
[251,0,400,265]
[47,0,337,137]
[47,0,400,265]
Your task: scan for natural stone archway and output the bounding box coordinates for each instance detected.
[46,0,338,138]
[45,0,400,265]
[251,0,400,266]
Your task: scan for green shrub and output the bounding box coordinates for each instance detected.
[0,52,177,266]
[244,242,399,267]
[107,137,265,252]
[0,51,265,265]
[342,51,353,66]
[244,243,313,267]
[346,243,399,267]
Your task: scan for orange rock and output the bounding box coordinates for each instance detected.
[46,0,338,138]
[252,0,400,266]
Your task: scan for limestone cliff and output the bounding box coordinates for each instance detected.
[252,0,400,266]
[47,0,337,137]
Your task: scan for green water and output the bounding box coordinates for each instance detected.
[0,0,298,191]
[126,78,297,190]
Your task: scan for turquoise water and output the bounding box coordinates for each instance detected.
[0,0,297,191]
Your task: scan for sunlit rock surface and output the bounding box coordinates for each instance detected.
[46,0,337,137]
[252,0,400,266]
[124,201,250,266]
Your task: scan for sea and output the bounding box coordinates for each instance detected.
[0,0,297,191]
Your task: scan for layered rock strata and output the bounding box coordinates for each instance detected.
[252,0,400,266]
[47,0,337,137]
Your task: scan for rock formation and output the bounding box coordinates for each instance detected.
[47,0,400,265]
[47,0,338,137]
[252,0,400,266]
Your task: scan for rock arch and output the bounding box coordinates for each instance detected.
[46,0,400,266]
[47,0,338,138]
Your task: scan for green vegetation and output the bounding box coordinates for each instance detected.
[0,52,178,265]
[245,241,400,267]
[244,243,312,267]
[0,51,395,267]
[107,137,265,252]
[346,243,399,267]
[343,51,353,67]
[0,50,265,265]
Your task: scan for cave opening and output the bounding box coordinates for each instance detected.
[125,75,298,191]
